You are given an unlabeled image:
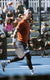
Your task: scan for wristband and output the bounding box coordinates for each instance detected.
[13,38,16,43]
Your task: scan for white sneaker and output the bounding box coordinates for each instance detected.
[30,69,34,75]
[1,61,7,72]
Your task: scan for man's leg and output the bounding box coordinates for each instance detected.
[10,56,24,62]
[25,52,34,75]
[1,56,24,72]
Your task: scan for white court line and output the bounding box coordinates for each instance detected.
[0,65,50,71]
[0,67,27,71]
[21,65,50,68]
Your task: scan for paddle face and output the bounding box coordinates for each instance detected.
[15,47,25,58]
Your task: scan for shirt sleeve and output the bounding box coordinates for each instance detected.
[16,22,23,31]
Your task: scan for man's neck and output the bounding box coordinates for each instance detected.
[24,19,29,23]
[23,17,29,22]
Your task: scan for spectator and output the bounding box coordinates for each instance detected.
[2,9,6,22]
[13,14,24,34]
[17,14,24,21]
[28,10,34,27]
[23,0,28,9]
[0,7,5,23]
[0,18,5,37]
[15,3,18,17]
[41,23,48,36]
[13,13,24,28]
[5,19,13,34]
[0,7,4,19]
[6,10,14,22]
[16,3,18,12]
[7,1,14,13]
[3,5,9,15]
[17,1,26,15]
[0,7,3,17]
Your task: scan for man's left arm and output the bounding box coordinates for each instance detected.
[12,26,19,47]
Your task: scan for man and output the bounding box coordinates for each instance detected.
[23,0,28,9]
[6,10,14,22]
[7,1,14,13]
[40,22,49,38]
[0,7,5,21]
[17,1,26,14]
[3,5,9,15]
[1,9,34,75]
[42,23,48,35]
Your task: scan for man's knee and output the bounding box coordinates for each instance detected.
[19,56,24,60]
[25,53,31,60]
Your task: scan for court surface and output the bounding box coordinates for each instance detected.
[0,56,50,77]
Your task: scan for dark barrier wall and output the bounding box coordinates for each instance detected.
[0,75,50,80]
[0,37,7,59]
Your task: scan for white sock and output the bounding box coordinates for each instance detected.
[30,69,34,75]
[30,69,34,72]
[7,60,10,64]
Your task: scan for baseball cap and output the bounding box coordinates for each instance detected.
[24,9,31,15]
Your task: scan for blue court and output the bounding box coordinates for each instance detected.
[0,56,50,77]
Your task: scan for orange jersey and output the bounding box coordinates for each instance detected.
[16,19,30,44]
